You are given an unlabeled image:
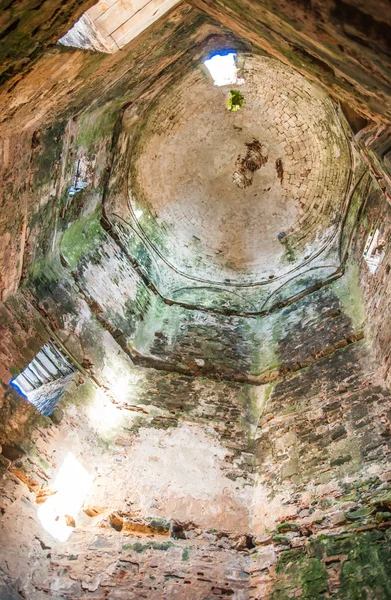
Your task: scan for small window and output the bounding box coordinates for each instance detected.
[69,157,93,196]
[204,53,243,87]
[58,14,112,53]
[363,228,386,274]
[11,342,75,415]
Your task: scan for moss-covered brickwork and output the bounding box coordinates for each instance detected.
[271,531,391,599]
[1,1,391,598]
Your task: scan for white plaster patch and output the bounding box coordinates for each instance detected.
[122,422,251,531]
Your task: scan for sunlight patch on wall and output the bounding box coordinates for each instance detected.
[37,453,93,542]
[86,384,126,438]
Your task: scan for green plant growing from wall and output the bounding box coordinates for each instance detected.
[228,90,244,112]
[283,239,296,264]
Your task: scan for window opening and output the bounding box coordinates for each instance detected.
[204,53,243,87]
[58,0,182,54]
[37,452,93,542]
[69,157,90,196]
[11,341,75,415]
[58,14,112,53]
[363,228,385,274]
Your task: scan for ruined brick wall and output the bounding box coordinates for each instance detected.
[0,362,260,599]
[190,0,391,122]
[0,134,32,299]
[250,340,391,599]
[353,180,391,387]
[0,294,49,386]
[0,294,49,454]
[0,1,391,598]
[0,0,95,88]
[1,334,391,598]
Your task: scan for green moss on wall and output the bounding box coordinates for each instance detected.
[332,263,366,331]
[60,210,104,269]
[272,552,327,599]
[281,239,296,264]
[182,547,190,561]
[29,253,64,283]
[76,105,120,149]
[122,541,175,553]
[271,530,391,599]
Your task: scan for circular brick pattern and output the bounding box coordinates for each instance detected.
[130,56,350,284]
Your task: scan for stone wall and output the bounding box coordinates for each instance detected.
[354,178,391,388]
[191,0,391,122]
[249,340,391,598]
[1,1,391,598]
[0,294,50,458]
[1,327,391,598]
[0,358,261,599]
[0,0,94,87]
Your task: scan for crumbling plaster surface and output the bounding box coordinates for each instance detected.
[0,364,261,599]
[354,180,391,388]
[3,30,365,383]
[2,0,391,126]
[0,0,382,312]
[1,0,391,597]
[0,5,219,134]
[27,242,366,383]
[0,4,216,300]
[1,333,391,598]
[106,52,368,315]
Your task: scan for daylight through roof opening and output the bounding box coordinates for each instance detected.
[204,53,242,86]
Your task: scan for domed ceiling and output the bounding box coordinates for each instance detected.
[107,54,358,314]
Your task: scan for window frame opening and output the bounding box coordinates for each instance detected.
[11,341,75,415]
[203,52,244,87]
[363,228,386,274]
[68,157,92,196]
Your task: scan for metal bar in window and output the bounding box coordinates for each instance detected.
[17,372,35,394]
[30,358,52,384]
[48,341,74,374]
[34,353,57,381]
[28,362,47,387]
[24,366,42,389]
[43,343,67,377]
[39,347,62,377]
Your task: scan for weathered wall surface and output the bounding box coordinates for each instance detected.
[0,4,218,300]
[2,0,391,127]
[0,295,50,462]
[254,340,391,531]
[249,340,391,598]
[354,178,391,389]
[191,0,391,122]
[28,222,366,384]
[1,0,391,598]
[0,358,262,599]
[0,0,95,87]
[1,334,391,598]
